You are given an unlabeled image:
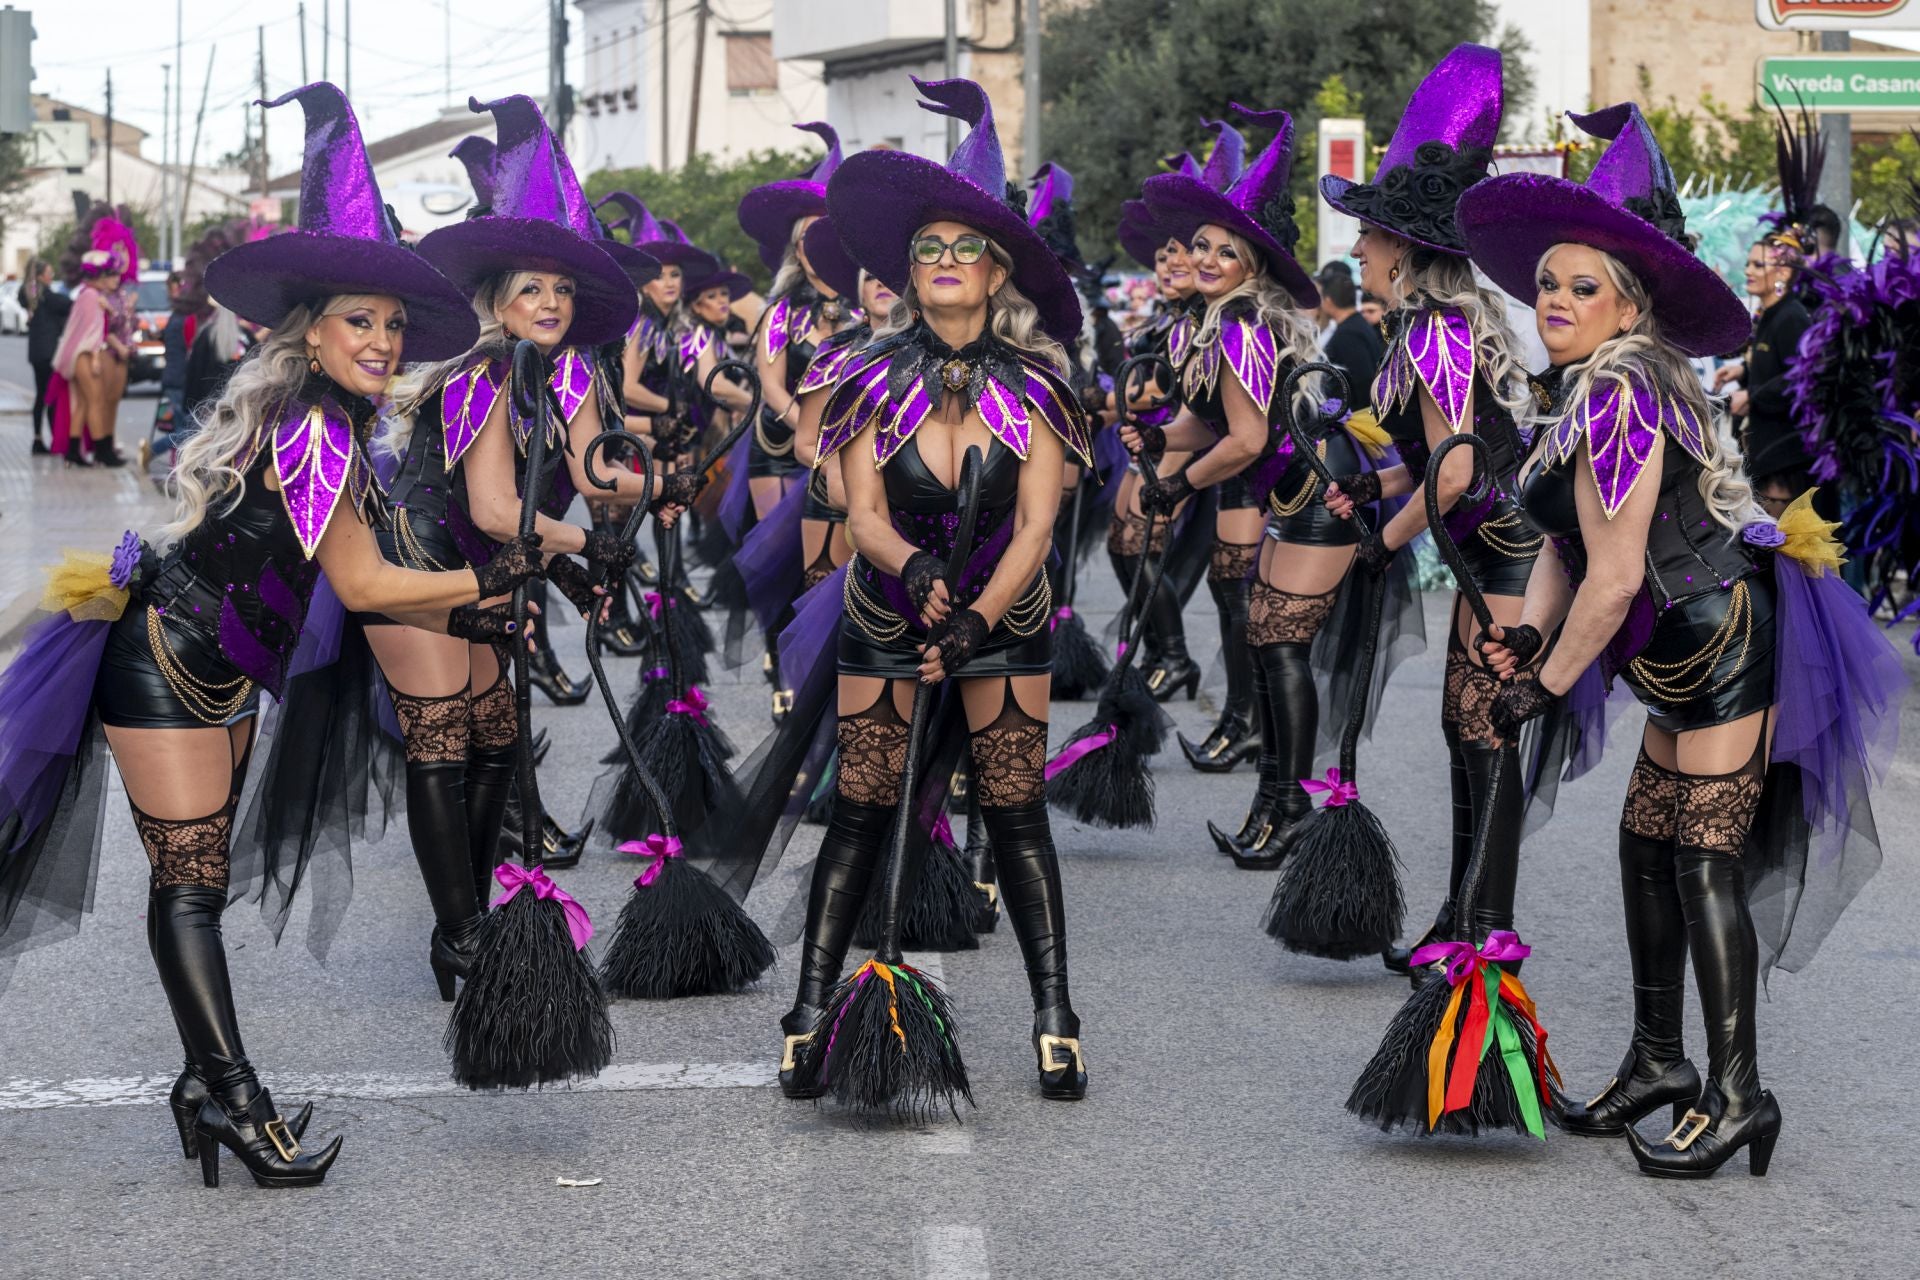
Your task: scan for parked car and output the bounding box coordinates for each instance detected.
[129,269,173,385]
[0,277,24,334]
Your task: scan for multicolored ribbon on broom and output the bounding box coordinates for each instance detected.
[1408,930,1561,1138]
[823,960,951,1061]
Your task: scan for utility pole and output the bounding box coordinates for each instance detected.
[103,70,113,205]
[181,46,215,237]
[943,0,958,152]
[685,0,708,159]
[160,64,170,265]
[299,2,309,83]
[344,0,352,98]
[257,25,269,201]
[1817,30,1852,255]
[660,0,671,168]
[322,0,329,80]
[549,0,571,134]
[1022,0,1039,173]
[174,0,184,260]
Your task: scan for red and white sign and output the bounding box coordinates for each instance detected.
[1758,0,1920,30]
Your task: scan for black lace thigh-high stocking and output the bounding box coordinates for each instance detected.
[786,689,909,1036]
[465,671,517,901]
[388,686,481,935]
[1561,747,1700,1135]
[138,801,250,1093]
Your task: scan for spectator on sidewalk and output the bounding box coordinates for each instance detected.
[19,259,67,455]
[175,303,256,450]
[1317,266,1384,412]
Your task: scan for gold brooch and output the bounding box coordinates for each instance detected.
[941,359,971,393]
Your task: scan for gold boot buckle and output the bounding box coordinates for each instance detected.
[780,1033,812,1073]
[1663,1109,1711,1151]
[263,1116,301,1161]
[1037,1034,1085,1075]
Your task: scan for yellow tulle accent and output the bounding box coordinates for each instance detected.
[38,550,130,623]
[1343,408,1391,460]
[1776,489,1846,579]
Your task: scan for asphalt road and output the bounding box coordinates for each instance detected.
[1,348,1917,1277]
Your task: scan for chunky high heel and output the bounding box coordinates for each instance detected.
[778,1007,827,1099]
[428,916,485,1002]
[195,1086,342,1189]
[1034,1007,1087,1102]
[1179,715,1259,773]
[169,1070,311,1159]
[1559,1051,1701,1137]
[1145,656,1201,703]
[1626,1085,1781,1179]
[63,441,92,468]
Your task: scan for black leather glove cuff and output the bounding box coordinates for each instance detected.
[448,602,519,643]
[1140,467,1194,516]
[472,532,543,599]
[902,551,945,613]
[1477,622,1544,670]
[928,608,989,673]
[1356,531,1396,577]
[1333,470,1382,507]
[1490,676,1559,742]
[545,553,597,614]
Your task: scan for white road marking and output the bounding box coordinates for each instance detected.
[916,1224,991,1280]
[0,1061,775,1112]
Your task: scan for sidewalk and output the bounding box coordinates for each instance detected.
[0,395,173,647]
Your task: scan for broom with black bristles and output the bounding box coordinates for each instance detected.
[447,340,613,1090]
[1044,354,1177,828]
[786,448,986,1119]
[579,428,777,999]
[1346,431,1560,1137]
[1261,362,1404,958]
[1049,477,1108,700]
[601,359,760,840]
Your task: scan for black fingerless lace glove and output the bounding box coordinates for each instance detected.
[1332,470,1381,507]
[448,602,519,643]
[1477,622,1544,671]
[1140,467,1194,516]
[1490,677,1558,742]
[902,551,946,615]
[583,524,637,583]
[1356,531,1396,576]
[1129,422,1167,456]
[545,553,597,614]
[472,533,543,598]
[648,470,705,515]
[927,608,989,674]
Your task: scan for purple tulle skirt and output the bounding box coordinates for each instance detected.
[737,479,807,634]
[1749,555,1906,974]
[717,429,755,543]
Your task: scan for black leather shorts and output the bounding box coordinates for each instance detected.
[1626,574,1777,733]
[836,557,1053,679]
[95,605,262,730]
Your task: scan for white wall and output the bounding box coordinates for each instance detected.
[4,153,250,276]
[1489,0,1592,139]
[827,54,967,159]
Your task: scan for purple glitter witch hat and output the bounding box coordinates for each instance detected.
[414,95,637,345]
[801,216,862,302]
[546,126,660,290]
[1028,161,1088,272]
[451,136,496,209]
[1458,102,1750,357]
[824,77,1081,343]
[1142,106,1318,306]
[594,192,719,275]
[1319,43,1503,254]
[738,121,845,275]
[203,83,477,361]
[1120,123,1245,268]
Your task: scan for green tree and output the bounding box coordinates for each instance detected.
[1852,131,1920,227]
[1040,0,1533,262]
[586,146,821,291]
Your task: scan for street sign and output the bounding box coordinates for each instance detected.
[1758,54,1920,110]
[1316,117,1366,270]
[1756,0,1920,29]
[1757,0,1920,30]
[27,119,86,169]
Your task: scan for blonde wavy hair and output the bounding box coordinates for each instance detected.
[1387,246,1531,418]
[768,216,813,303]
[383,271,535,456]
[1189,228,1321,412]
[1537,245,1760,532]
[873,234,1069,375]
[162,294,390,544]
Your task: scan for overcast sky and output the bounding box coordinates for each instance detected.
[30,0,580,172]
[27,4,1920,179]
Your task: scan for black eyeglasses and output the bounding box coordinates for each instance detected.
[911,233,990,266]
